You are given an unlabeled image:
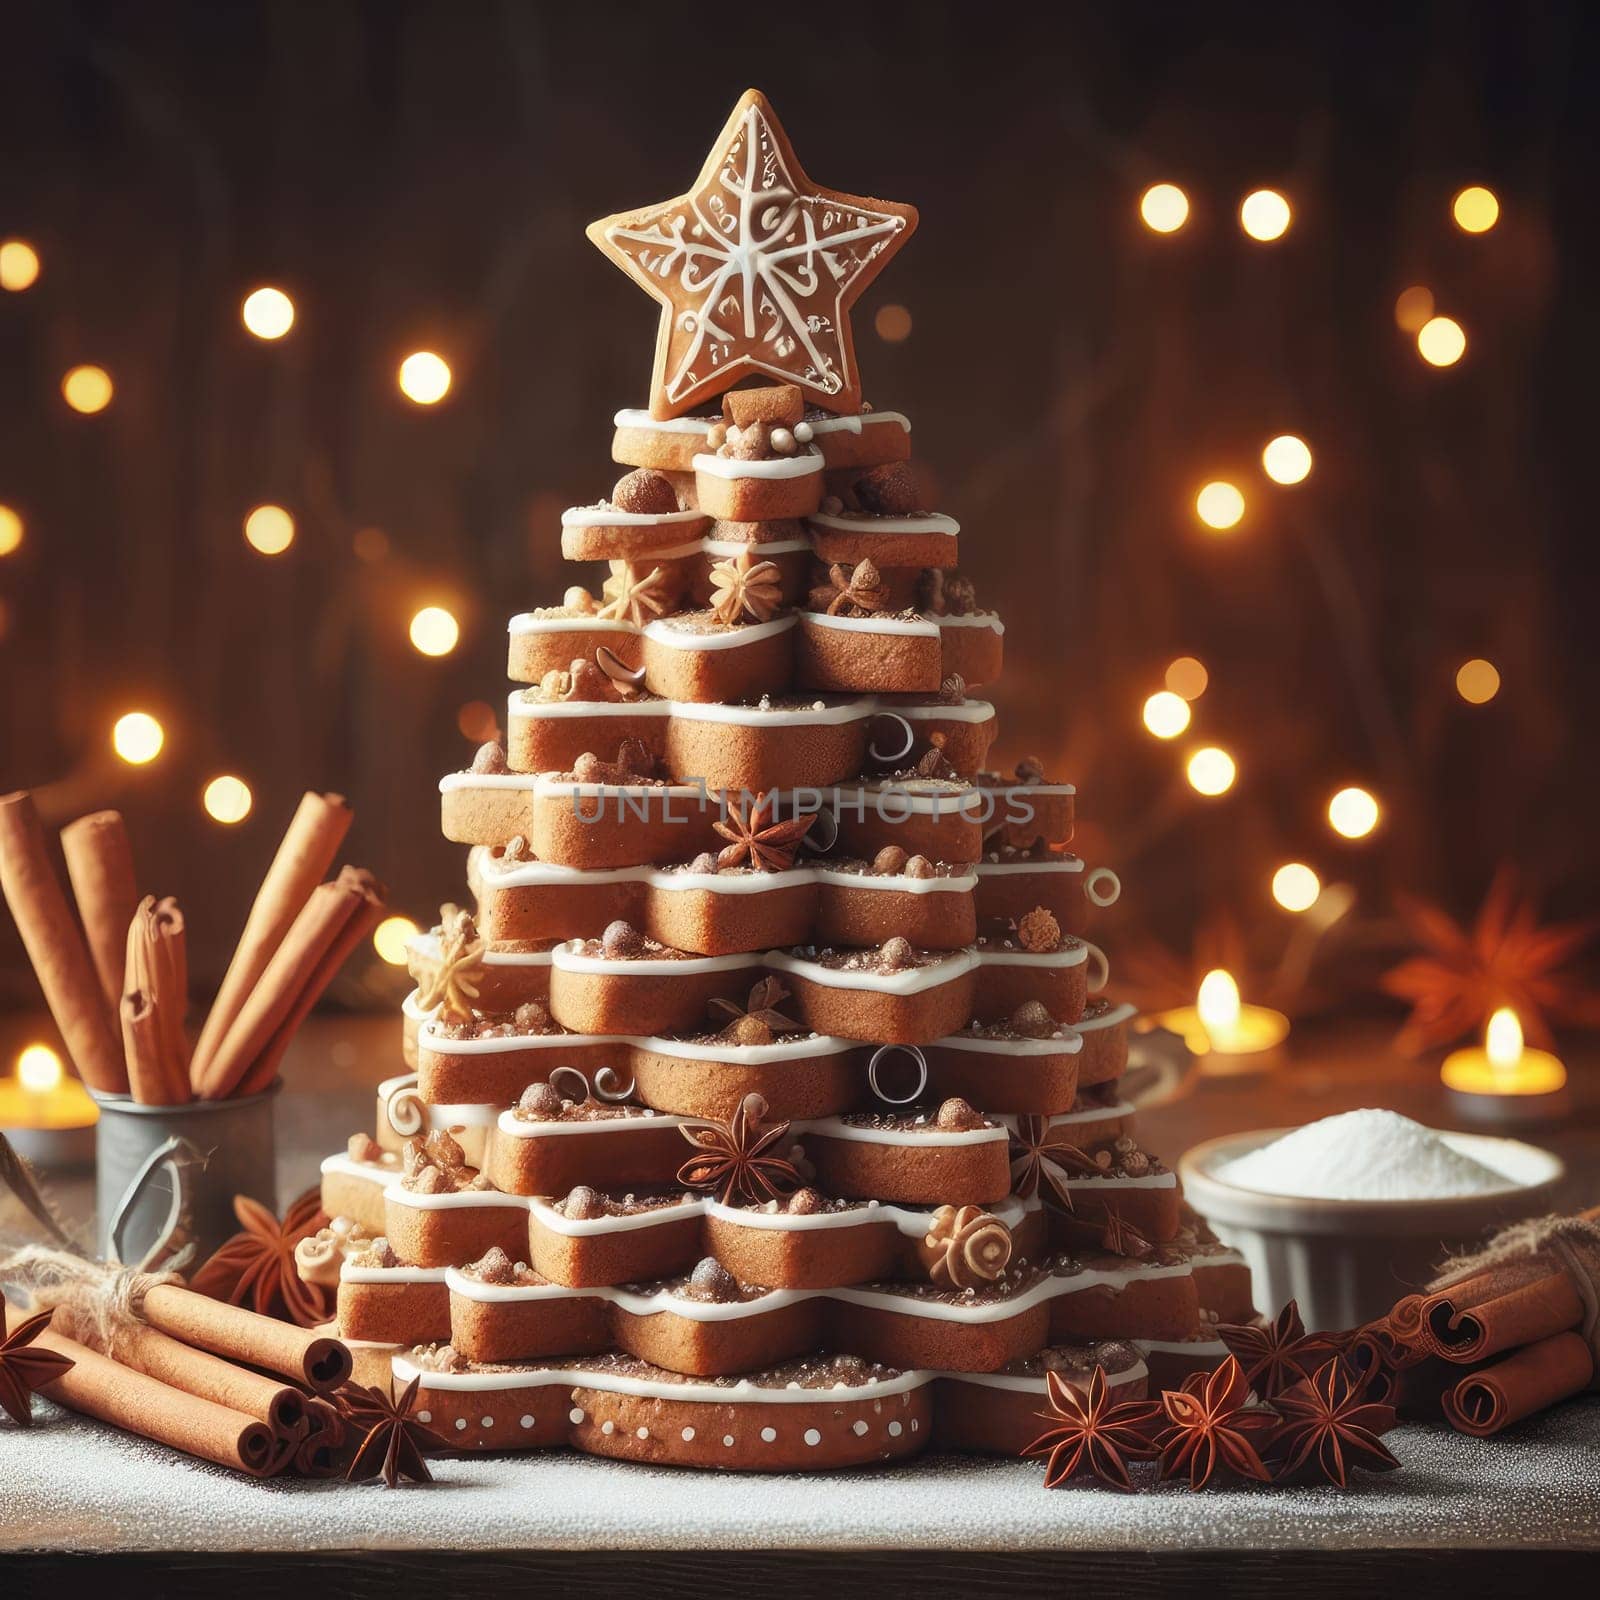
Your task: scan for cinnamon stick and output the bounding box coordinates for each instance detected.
[1421,1267,1585,1364]
[0,791,127,1094]
[190,791,351,1089]
[1440,1332,1596,1436]
[31,1323,292,1476]
[59,810,138,1022]
[235,868,388,1099]
[121,896,192,1104]
[141,1282,352,1394]
[55,1310,310,1439]
[197,866,385,1100]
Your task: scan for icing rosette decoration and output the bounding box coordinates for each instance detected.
[917,1203,1013,1289]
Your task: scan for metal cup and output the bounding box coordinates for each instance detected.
[91,1084,280,1265]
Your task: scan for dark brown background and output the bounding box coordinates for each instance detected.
[2,0,1595,1019]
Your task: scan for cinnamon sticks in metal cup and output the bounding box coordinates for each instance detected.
[60,810,139,1019]
[121,896,192,1106]
[188,791,352,1088]
[0,792,128,1094]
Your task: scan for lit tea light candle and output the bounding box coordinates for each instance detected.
[1151,969,1290,1076]
[0,1042,99,1168]
[1441,1008,1568,1126]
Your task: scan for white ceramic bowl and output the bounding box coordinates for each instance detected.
[1179,1127,1565,1332]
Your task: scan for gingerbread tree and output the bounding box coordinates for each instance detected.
[306,89,1253,1471]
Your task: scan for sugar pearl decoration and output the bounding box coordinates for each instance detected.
[417,1410,432,1423]
[794,421,814,443]
[852,1420,868,1436]
[455,1418,467,1431]
[760,1426,777,1442]
[601,1419,615,1435]
[804,1428,822,1446]
[770,426,796,454]
[888,1420,903,1437]
[723,1434,735,1447]
[636,1426,649,1439]
[681,1426,695,1441]
[569,1407,585,1424]
[520,1414,535,1429]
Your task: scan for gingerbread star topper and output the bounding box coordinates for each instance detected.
[588,88,918,419]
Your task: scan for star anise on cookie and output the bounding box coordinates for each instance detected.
[708,548,783,624]
[340,1375,451,1488]
[1267,1357,1400,1486]
[1007,1114,1101,1208]
[712,791,814,871]
[0,1308,75,1426]
[1154,1355,1275,1489]
[1216,1300,1340,1401]
[814,558,888,616]
[188,1187,332,1328]
[599,562,675,627]
[677,1091,800,1206]
[409,906,484,1024]
[1022,1366,1161,1491]
[708,976,801,1037]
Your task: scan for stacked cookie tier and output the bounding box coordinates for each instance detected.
[304,386,1252,1471]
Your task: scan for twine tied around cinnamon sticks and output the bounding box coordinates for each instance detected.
[0,788,387,1104]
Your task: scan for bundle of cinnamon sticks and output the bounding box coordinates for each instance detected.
[0,789,387,1103]
[1349,1205,1600,1436]
[2,1274,353,1477]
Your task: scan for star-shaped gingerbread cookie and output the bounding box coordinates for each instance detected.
[588,89,918,419]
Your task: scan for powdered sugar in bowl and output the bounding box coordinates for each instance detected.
[1179,1110,1564,1330]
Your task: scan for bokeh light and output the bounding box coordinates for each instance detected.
[203,775,253,824]
[62,365,114,414]
[241,286,296,340]
[1165,656,1209,700]
[409,605,460,656]
[1456,658,1501,705]
[1239,189,1292,241]
[16,1042,64,1091]
[373,915,420,965]
[244,504,295,555]
[112,711,164,765]
[1195,481,1245,531]
[0,504,22,557]
[1261,434,1312,485]
[1142,690,1191,739]
[1417,316,1466,367]
[1186,746,1237,796]
[1139,183,1189,234]
[1328,786,1380,839]
[398,351,452,404]
[1271,862,1322,912]
[1393,286,1435,333]
[457,700,499,742]
[1452,186,1500,234]
[0,240,41,292]
[874,305,912,342]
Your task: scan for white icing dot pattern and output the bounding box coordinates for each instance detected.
[569,1407,585,1424]
[804,1428,822,1447]
[520,1415,535,1429]
[681,1427,695,1442]
[760,1427,777,1442]
[888,1421,902,1437]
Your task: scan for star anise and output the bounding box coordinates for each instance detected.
[814,558,888,616]
[1268,1357,1400,1486]
[1216,1300,1339,1400]
[1022,1365,1162,1491]
[1097,1205,1154,1259]
[1380,866,1600,1054]
[0,1308,75,1426]
[713,791,814,871]
[409,906,484,1023]
[708,548,783,624]
[599,562,675,627]
[1007,1115,1101,1208]
[340,1375,451,1488]
[677,1092,800,1206]
[188,1187,331,1328]
[1154,1355,1275,1489]
[708,976,800,1033]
